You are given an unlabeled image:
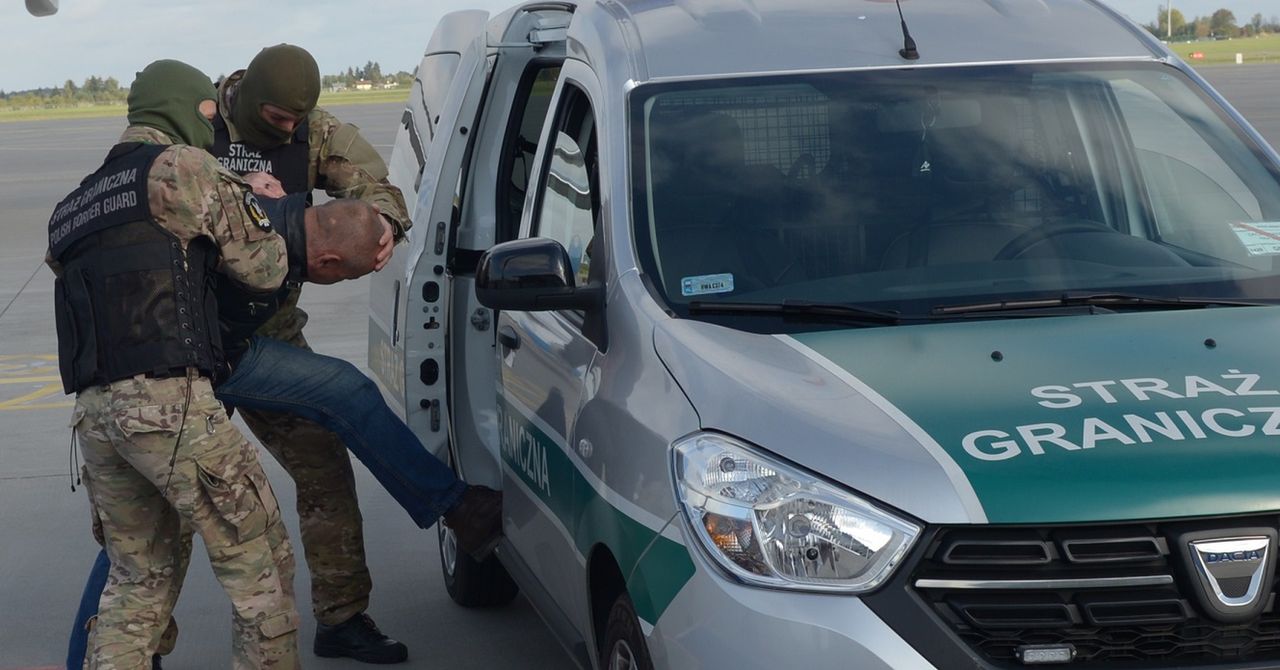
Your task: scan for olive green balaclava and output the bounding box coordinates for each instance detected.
[231,44,321,148]
[126,59,217,149]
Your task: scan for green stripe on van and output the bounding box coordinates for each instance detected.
[794,308,1280,524]
[498,395,695,624]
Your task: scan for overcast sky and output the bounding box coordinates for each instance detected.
[1,0,1275,92]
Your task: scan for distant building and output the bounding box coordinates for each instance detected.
[381,81,400,89]
[354,79,373,91]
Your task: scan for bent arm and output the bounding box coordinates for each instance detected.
[167,147,288,291]
[309,108,411,239]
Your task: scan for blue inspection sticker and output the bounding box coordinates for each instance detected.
[681,273,735,297]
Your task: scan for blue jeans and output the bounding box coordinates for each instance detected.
[69,336,464,667]
[67,551,111,669]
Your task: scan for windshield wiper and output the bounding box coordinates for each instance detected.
[687,300,912,326]
[933,292,1273,316]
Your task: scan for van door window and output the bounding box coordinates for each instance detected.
[533,85,599,290]
[497,65,562,243]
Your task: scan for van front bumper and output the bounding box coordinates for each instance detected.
[645,552,937,670]
[646,520,1280,670]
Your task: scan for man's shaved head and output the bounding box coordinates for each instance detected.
[305,199,385,283]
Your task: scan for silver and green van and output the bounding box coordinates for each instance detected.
[368,1,1280,667]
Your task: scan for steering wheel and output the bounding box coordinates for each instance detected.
[994,220,1116,260]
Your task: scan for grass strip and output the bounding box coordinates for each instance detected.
[1168,33,1280,64]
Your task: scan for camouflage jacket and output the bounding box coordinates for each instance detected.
[47,126,287,294]
[217,71,410,342]
[217,70,411,239]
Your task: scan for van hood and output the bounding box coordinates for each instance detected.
[654,307,1280,524]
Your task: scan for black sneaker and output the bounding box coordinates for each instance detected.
[442,485,503,559]
[314,613,408,664]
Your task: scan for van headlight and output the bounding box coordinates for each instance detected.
[673,433,920,593]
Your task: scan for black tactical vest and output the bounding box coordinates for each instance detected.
[50,143,223,394]
[215,193,307,365]
[209,112,311,195]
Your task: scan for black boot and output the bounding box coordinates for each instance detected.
[443,485,503,559]
[314,613,408,664]
[152,654,162,670]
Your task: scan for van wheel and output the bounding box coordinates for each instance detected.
[599,592,654,670]
[438,521,518,607]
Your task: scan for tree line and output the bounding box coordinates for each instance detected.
[1,61,416,112]
[1148,7,1280,40]
[320,61,414,90]
[0,75,126,111]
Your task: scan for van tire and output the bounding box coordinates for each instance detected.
[599,592,654,670]
[438,521,518,607]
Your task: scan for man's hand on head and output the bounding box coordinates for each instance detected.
[244,171,286,199]
[373,205,395,271]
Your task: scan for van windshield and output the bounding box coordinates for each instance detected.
[629,63,1280,326]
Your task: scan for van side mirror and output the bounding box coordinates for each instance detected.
[26,0,58,16]
[476,238,604,312]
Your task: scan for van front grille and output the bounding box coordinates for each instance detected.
[909,520,1280,666]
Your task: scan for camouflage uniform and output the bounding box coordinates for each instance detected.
[217,72,411,626]
[217,71,410,234]
[54,126,300,669]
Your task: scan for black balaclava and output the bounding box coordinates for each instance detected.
[126,60,217,149]
[231,44,321,148]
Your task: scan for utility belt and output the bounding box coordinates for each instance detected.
[141,366,202,380]
[136,364,225,384]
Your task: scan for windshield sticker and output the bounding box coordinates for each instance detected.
[681,273,735,297]
[1230,222,1280,256]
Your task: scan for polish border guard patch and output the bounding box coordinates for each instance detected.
[244,192,272,232]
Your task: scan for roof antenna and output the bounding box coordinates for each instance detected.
[895,0,920,61]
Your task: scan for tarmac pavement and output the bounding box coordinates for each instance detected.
[1,64,1278,669]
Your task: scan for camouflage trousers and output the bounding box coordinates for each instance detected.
[75,373,299,669]
[241,303,372,626]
